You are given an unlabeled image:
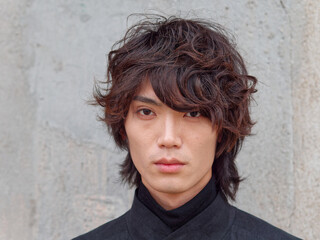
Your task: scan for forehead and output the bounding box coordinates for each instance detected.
[129,76,216,126]
[131,74,209,114]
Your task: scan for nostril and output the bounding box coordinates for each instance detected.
[157,132,182,148]
[157,116,182,148]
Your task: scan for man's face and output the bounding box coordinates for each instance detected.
[124,80,218,199]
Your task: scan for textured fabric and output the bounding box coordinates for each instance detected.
[137,177,217,231]
[73,191,302,240]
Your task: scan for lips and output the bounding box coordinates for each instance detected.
[154,158,185,173]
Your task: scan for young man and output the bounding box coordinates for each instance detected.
[74,16,301,240]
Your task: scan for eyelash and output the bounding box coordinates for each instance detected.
[137,108,154,116]
[185,111,201,118]
[136,108,201,118]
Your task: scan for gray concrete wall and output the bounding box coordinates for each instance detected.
[0,0,319,239]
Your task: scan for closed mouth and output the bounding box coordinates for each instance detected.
[154,158,185,173]
[155,158,185,165]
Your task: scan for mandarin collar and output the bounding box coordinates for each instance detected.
[137,177,217,231]
[125,190,235,240]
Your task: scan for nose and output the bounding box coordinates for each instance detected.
[157,115,182,148]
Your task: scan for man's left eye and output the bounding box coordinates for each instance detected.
[185,111,201,117]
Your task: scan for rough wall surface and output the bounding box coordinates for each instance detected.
[290,1,320,239]
[0,0,318,239]
[0,1,36,240]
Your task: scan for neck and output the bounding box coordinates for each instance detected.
[142,173,212,210]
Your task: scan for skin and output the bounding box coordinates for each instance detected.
[124,80,218,210]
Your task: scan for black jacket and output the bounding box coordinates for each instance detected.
[73,191,301,240]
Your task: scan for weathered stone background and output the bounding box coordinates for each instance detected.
[0,0,319,239]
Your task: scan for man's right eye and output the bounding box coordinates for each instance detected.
[137,109,154,116]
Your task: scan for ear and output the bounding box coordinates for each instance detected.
[120,128,127,141]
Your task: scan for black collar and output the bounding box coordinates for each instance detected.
[137,177,217,231]
[125,190,235,240]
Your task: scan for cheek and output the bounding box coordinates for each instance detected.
[125,117,156,145]
[125,123,152,164]
[193,132,217,160]
[126,127,153,149]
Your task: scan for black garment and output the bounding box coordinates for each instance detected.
[73,190,301,240]
[137,177,217,231]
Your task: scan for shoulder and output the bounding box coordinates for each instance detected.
[72,211,129,240]
[229,206,301,240]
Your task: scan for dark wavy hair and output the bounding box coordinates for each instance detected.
[94,15,257,202]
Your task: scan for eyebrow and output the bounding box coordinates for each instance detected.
[133,96,162,106]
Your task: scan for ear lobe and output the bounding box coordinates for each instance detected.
[120,129,127,140]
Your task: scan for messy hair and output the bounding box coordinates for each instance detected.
[94,15,257,201]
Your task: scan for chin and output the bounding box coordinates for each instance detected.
[150,179,189,194]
